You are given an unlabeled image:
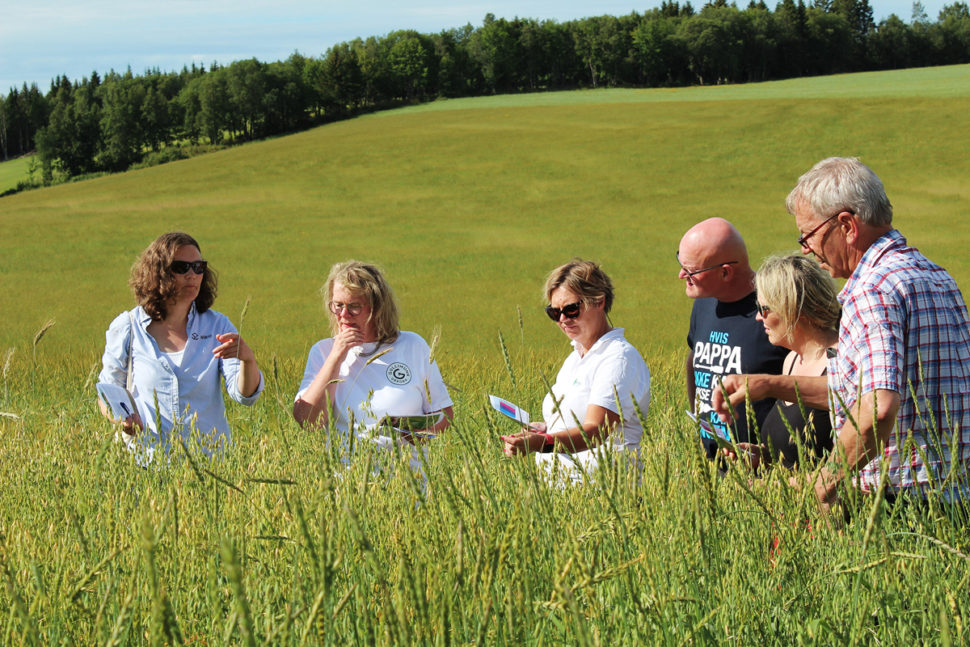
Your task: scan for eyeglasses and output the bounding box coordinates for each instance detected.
[170,260,207,275]
[329,301,364,316]
[797,212,842,251]
[676,252,738,283]
[545,301,582,321]
[757,303,771,317]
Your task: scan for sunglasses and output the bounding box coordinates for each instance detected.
[329,301,364,316]
[170,260,207,275]
[757,303,771,317]
[545,301,582,321]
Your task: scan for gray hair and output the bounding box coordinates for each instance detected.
[786,157,892,226]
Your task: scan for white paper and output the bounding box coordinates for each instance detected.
[97,382,139,421]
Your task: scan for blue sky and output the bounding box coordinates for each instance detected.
[0,1,947,94]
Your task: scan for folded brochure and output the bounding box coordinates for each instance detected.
[380,413,444,439]
[489,395,530,425]
[686,409,743,454]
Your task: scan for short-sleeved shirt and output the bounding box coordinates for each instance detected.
[831,229,970,496]
[688,293,788,452]
[535,328,650,482]
[296,331,452,440]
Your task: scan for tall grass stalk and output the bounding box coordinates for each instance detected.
[31,319,55,362]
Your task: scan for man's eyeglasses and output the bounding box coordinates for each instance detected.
[676,252,738,283]
[329,301,364,316]
[757,303,771,317]
[797,212,843,251]
[170,260,207,275]
[545,301,582,321]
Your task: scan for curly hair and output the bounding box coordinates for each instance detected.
[129,232,217,320]
[323,260,400,348]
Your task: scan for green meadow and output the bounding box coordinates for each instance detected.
[0,155,34,195]
[1,65,969,644]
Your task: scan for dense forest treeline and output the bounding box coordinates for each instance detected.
[2,0,969,186]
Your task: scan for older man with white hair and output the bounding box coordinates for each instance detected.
[715,157,970,509]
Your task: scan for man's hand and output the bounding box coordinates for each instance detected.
[711,374,768,423]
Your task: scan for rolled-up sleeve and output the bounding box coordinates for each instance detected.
[218,319,264,405]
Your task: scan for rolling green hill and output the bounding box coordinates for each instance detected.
[2,64,969,371]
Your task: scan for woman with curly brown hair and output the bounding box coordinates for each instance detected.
[97,232,263,463]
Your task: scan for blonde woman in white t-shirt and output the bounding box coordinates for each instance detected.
[294,261,454,460]
[503,259,651,483]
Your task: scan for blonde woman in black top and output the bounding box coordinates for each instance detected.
[726,254,840,469]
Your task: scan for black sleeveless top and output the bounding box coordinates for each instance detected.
[761,366,834,469]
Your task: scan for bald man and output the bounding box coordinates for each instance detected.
[678,218,787,457]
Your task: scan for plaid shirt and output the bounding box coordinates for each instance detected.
[830,229,970,497]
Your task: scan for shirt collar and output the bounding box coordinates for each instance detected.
[571,327,624,357]
[839,229,904,304]
[134,301,199,326]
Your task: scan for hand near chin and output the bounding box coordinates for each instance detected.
[331,327,363,361]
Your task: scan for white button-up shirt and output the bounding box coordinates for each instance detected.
[99,304,263,459]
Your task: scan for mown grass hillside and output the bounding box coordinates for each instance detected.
[1,64,969,369]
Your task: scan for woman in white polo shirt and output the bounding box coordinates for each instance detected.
[503,259,650,483]
[293,261,453,462]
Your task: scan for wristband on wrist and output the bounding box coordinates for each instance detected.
[537,431,556,452]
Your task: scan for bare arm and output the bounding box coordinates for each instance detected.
[292,329,361,429]
[503,404,619,455]
[429,406,454,434]
[711,373,830,424]
[812,389,899,511]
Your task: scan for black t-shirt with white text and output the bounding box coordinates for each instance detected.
[688,293,788,456]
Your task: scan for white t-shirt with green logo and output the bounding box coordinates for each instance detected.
[296,331,452,440]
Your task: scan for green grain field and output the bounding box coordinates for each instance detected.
[0,65,968,645]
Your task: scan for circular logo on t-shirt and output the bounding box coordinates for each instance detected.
[386,362,412,385]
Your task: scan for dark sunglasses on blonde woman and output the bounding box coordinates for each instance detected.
[545,301,582,321]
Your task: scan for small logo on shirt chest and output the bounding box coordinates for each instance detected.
[387,362,412,385]
[191,333,212,341]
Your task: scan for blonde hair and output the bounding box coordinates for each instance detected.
[543,258,614,313]
[323,260,399,347]
[756,254,840,342]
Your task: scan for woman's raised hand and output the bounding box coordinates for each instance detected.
[213,333,256,362]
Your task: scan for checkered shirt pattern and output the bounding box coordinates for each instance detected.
[830,229,970,496]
